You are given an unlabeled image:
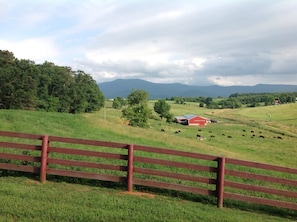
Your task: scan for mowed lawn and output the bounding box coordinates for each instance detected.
[0,102,296,221]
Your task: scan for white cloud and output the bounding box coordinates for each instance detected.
[0,38,59,63]
[1,0,297,86]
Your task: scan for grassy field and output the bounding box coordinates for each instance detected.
[0,102,297,221]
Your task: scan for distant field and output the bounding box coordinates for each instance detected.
[0,102,296,167]
[0,103,296,221]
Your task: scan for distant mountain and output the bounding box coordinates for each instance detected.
[98,79,297,99]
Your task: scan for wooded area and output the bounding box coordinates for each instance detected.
[0,50,105,113]
[168,90,297,109]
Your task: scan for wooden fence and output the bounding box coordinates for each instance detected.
[0,130,296,211]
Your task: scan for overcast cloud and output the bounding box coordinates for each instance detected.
[1,0,296,86]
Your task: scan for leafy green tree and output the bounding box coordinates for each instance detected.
[71,70,105,113]
[154,99,171,120]
[112,98,121,109]
[264,95,274,106]
[0,51,38,109]
[122,90,151,127]
[205,97,213,106]
[175,97,185,104]
[0,50,105,113]
[206,101,219,109]
[112,97,127,109]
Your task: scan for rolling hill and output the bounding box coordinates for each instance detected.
[98,79,297,99]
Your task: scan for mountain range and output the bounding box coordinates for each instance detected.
[98,79,297,99]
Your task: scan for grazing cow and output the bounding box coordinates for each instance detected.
[161,129,165,132]
[227,135,232,138]
[210,135,215,138]
[251,130,254,133]
[259,135,265,138]
[222,133,225,136]
[243,129,246,132]
[277,136,282,139]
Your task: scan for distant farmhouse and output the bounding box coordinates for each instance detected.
[174,114,210,126]
[274,99,281,105]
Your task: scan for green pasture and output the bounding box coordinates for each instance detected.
[0,102,296,221]
[1,176,295,222]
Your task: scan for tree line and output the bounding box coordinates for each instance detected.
[166,92,297,109]
[0,50,105,113]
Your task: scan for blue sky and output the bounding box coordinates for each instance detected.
[1,0,297,86]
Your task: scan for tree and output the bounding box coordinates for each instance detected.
[205,97,213,106]
[121,90,151,127]
[112,98,121,109]
[0,50,105,113]
[154,99,171,120]
[264,95,274,106]
[112,97,127,109]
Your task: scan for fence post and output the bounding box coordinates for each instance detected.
[217,157,225,208]
[127,144,134,192]
[40,135,49,183]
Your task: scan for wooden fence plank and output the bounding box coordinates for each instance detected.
[225,158,297,174]
[217,157,225,208]
[134,167,216,184]
[127,144,134,192]
[224,192,297,211]
[48,158,127,171]
[0,142,41,151]
[133,178,216,196]
[0,131,42,140]
[225,169,297,186]
[134,156,217,173]
[0,153,40,162]
[225,181,297,198]
[49,136,128,149]
[134,144,218,161]
[0,162,39,173]
[40,135,49,182]
[49,146,128,160]
[46,168,127,183]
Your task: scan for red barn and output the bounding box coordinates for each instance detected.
[175,114,209,126]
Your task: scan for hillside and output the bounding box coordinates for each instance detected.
[98,79,297,99]
[0,104,296,221]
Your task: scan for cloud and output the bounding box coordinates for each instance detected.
[0,38,59,63]
[1,0,297,86]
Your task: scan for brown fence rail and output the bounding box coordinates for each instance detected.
[0,130,296,211]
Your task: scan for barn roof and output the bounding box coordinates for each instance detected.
[184,114,197,120]
[175,114,198,120]
[175,114,210,120]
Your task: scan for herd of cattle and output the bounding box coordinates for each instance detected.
[161,127,284,141]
